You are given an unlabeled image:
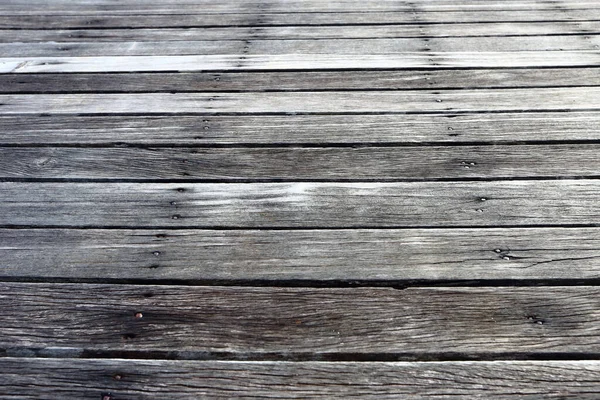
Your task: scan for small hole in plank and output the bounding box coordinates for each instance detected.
[122,333,137,340]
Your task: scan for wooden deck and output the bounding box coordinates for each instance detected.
[2,0,600,398]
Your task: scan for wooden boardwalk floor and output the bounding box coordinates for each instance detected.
[2,0,600,398]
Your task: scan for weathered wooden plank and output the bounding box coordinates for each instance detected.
[2,358,600,399]
[3,52,599,73]
[2,69,600,94]
[1,145,599,180]
[0,88,597,114]
[1,113,599,145]
[6,22,600,42]
[1,0,598,14]
[2,228,600,281]
[2,10,599,28]
[0,181,598,227]
[2,283,600,355]
[1,36,599,57]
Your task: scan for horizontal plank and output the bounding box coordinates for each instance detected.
[0,88,597,114]
[2,227,600,281]
[1,0,599,14]
[6,22,600,42]
[1,145,599,180]
[3,359,600,399]
[2,283,600,355]
[2,69,600,94]
[2,113,599,145]
[0,180,598,227]
[2,36,600,57]
[2,10,600,28]
[3,52,600,72]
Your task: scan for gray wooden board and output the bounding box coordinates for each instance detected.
[2,358,600,399]
[2,228,600,281]
[6,22,600,42]
[1,88,599,114]
[1,145,600,180]
[2,283,600,355]
[2,69,600,93]
[2,10,600,28]
[1,36,600,57]
[1,181,599,228]
[1,113,599,145]
[1,0,599,14]
[3,52,599,72]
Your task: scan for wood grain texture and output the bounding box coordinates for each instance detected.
[2,283,600,355]
[6,22,600,42]
[1,145,599,180]
[2,358,600,399]
[4,52,600,72]
[2,113,599,145]
[2,10,599,28]
[1,36,599,57]
[3,0,600,396]
[1,180,598,228]
[3,69,600,93]
[2,228,600,281]
[0,88,598,114]
[1,0,598,14]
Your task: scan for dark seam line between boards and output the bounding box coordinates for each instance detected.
[5,66,600,75]
[5,84,600,95]
[2,176,600,183]
[3,349,600,362]
[5,32,600,39]
[3,140,600,148]
[4,20,600,29]
[3,277,600,289]
[1,224,599,230]
[4,109,600,116]
[3,7,600,16]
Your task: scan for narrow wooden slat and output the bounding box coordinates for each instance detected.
[2,52,599,73]
[2,69,600,94]
[0,180,598,227]
[2,228,600,281]
[1,0,598,14]
[2,36,599,57]
[2,358,600,399]
[2,10,599,28]
[0,88,598,114]
[1,145,599,180]
[2,113,599,145]
[6,21,600,42]
[2,283,600,355]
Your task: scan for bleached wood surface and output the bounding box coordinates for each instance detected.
[2,0,600,398]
